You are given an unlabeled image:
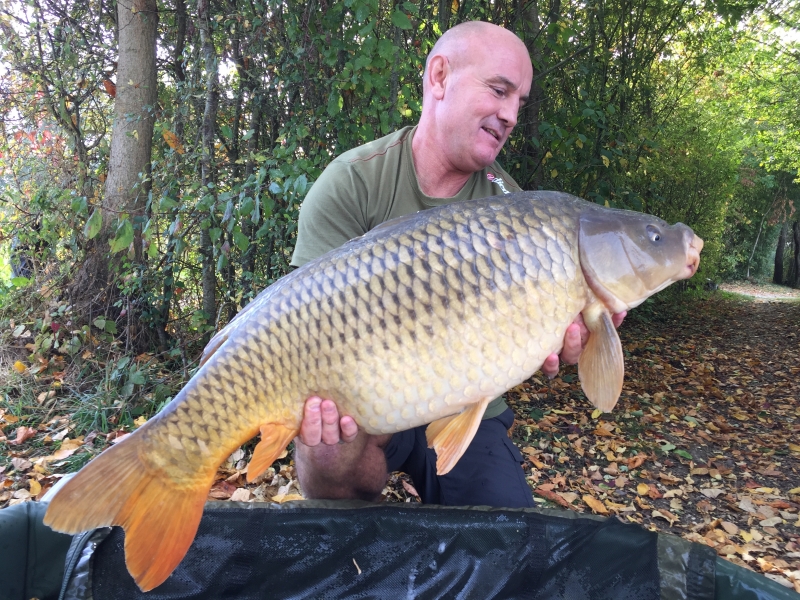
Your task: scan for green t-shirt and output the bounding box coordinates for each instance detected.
[291,125,522,420]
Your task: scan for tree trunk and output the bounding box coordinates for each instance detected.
[773,223,786,285]
[792,220,800,289]
[69,0,158,308]
[198,0,219,331]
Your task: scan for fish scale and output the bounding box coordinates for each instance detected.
[44,191,703,591]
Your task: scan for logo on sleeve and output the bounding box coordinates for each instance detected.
[487,173,511,195]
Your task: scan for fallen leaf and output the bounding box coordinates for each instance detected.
[110,432,131,444]
[229,488,252,502]
[721,521,739,535]
[402,480,419,498]
[272,493,304,504]
[29,479,42,497]
[583,495,609,514]
[637,483,650,496]
[759,516,782,527]
[9,426,36,445]
[11,457,32,471]
[36,390,56,404]
[652,509,679,525]
[700,488,725,498]
[535,486,571,508]
[12,361,27,374]
[557,491,579,504]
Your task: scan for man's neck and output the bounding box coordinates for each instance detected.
[411,129,472,198]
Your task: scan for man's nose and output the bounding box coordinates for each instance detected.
[498,99,519,129]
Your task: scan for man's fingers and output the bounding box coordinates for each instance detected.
[340,416,359,443]
[298,396,323,446]
[559,322,584,365]
[541,353,559,379]
[320,399,342,445]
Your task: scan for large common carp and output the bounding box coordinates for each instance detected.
[44,191,702,590]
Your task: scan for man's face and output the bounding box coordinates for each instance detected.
[436,38,532,174]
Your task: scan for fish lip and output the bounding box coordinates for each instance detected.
[684,234,703,278]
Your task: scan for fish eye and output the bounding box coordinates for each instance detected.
[646,225,661,242]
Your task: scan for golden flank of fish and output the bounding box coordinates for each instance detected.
[44,191,703,590]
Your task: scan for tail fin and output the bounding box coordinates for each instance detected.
[44,434,211,591]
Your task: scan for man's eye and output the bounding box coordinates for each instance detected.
[492,87,506,96]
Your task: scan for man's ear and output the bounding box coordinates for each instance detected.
[426,55,449,100]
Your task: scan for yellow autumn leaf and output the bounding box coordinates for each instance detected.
[601,155,610,167]
[13,361,27,374]
[740,530,753,542]
[788,487,800,495]
[550,169,558,178]
[788,443,800,453]
[575,138,583,149]
[29,479,42,497]
[591,408,602,419]
[272,493,304,504]
[583,494,608,514]
[637,483,651,496]
[134,415,148,428]
[162,130,185,154]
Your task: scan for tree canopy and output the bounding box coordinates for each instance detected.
[0,0,799,352]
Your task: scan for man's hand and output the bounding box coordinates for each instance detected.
[297,397,359,446]
[540,311,627,378]
[294,397,389,501]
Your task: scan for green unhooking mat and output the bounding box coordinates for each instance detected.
[1,500,798,599]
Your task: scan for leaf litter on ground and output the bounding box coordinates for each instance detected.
[1,284,798,591]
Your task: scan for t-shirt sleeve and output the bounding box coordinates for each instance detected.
[290,160,370,267]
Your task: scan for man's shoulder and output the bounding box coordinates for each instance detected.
[332,126,414,167]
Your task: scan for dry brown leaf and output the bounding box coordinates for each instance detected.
[229,488,252,502]
[652,509,679,525]
[9,426,36,445]
[721,521,739,535]
[402,480,419,498]
[11,457,32,471]
[272,493,304,504]
[534,486,570,508]
[162,130,185,154]
[36,390,56,404]
[701,488,725,499]
[583,494,609,515]
[557,492,579,504]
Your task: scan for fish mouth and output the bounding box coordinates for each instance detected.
[685,234,703,278]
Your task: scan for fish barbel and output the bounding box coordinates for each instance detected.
[44,191,703,590]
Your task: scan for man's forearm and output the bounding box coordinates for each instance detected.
[294,431,392,501]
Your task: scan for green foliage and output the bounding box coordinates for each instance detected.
[1,0,799,371]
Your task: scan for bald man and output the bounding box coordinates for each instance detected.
[290,21,624,506]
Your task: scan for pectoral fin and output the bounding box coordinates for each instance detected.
[247,423,299,482]
[426,398,491,475]
[578,303,624,412]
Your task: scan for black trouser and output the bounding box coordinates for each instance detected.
[384,408,534,507]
